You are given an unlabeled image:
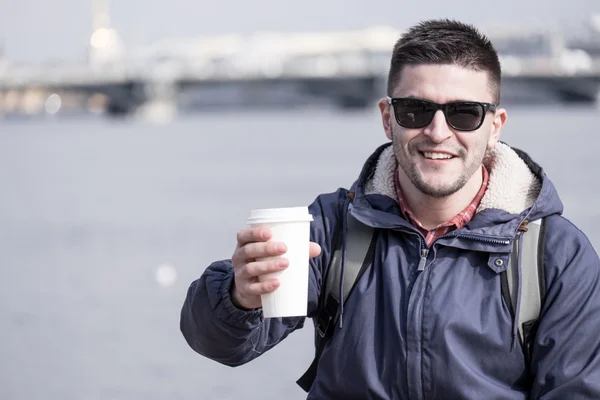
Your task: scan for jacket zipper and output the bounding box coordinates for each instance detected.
[407,236,430,400]
[394,227,429,271]
[417,248,429,271]
[443,233,511,246]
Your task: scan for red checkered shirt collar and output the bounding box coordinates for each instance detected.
[394,165,489,247]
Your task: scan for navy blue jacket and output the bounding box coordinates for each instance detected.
[181,142,600,399]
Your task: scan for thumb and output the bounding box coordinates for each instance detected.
[309,242,321,258]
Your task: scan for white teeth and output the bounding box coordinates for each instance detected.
[423,152,453,160]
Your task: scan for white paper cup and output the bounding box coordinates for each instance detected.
[246,206,313,318]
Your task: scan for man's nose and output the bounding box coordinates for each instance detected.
[422,110,453,143]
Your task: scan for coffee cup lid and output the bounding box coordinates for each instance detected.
[247,206,314,225]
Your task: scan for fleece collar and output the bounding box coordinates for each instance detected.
[363,142,542,215]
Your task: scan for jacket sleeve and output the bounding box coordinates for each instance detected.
[530,216,600,399]
[179,189,346,367]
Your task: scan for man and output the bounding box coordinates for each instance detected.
[180,19,600,399]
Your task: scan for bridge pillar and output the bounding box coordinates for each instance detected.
[134,80,177,123]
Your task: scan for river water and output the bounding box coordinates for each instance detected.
[1,106,598,399]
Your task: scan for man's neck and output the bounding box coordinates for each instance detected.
[398,166,484,230]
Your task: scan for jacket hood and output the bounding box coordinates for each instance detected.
[350,141,563,239]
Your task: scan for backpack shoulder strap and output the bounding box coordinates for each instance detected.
[296,202,376,393]
[503,217,547,357]
[323,205,376,316]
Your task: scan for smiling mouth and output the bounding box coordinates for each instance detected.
[420,151,456,160]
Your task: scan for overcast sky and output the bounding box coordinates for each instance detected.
[0,0,598,63]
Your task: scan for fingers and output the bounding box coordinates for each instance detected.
[231,276,280,309]
[309,242,321,258]
[242,278,281,297]
[242,258,289,279]
[230,235,322,309]
[236,242,320,299]
[233,259,285,308]
[234,241,287,266]
[236,228,321,260]
[236,227,271,247]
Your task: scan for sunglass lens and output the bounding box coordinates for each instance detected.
[446,103,484,131]
[394,100,434,128]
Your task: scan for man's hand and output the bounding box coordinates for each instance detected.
[230,227,321,310]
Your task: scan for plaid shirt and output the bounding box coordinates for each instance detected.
[394,165,489,247]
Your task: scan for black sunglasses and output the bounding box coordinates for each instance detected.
[387,97,497,131]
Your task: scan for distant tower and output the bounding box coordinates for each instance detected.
[0,40,5,76]
[88,0,124,67]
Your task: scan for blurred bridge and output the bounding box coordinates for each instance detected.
[1,23,600,118]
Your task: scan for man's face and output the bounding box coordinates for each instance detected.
[378,64,507,198]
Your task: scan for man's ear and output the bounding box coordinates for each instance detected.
[378,98,393,140]
[488,108,507,149]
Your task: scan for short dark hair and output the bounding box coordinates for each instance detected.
[387,19,502,103]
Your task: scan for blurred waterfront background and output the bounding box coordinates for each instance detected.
[1,1,600,400]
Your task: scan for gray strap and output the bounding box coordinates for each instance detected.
[326,207,374,304]
[298,207,375,393]
[507,219,543,343]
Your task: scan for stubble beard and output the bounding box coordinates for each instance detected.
[391,133,485,199]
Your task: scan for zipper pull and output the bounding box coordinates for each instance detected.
[417,248,429,271]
